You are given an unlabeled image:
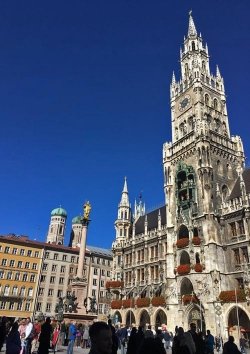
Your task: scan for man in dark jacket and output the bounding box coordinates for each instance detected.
[108,319,119,354]
[89,321,112,354]
[223,336,241,354]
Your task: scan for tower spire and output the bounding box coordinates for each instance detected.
[172,71,176,85]
[120,176,129,207]
[188,10,197,37]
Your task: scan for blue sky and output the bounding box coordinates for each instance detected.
[0,1,250,248]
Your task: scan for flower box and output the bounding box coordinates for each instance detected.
[122,299,134,308]
[176,238,189,248]
[177,264,191,275]
[194,263,203,272]
[182,294,199,305]
[111,300,122,309]
[151,296,166,307]
[136,297,150,308]
[192,237,201,245]
[106,281,124,289]
[219,290,246,303]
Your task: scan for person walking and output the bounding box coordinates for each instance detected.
[108,319,119,354]
[38,317,52,354]
[172,327,195,354]
[205,330,215,354]
[223,336,241,354]
[31,320,41,354]
[58,320,66,347]
[89,321,112,354]
[67,320,77,354]
[25,317,34,354]
[52,323,60,353]
[127,327,137,354]
[117,325,128,354]
[144,325,154,339]
[82,324,89,348]
[6,321,22,354]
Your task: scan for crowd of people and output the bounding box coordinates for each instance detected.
[0,316,248,354]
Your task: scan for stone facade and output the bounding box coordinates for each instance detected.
[110,14,250,340]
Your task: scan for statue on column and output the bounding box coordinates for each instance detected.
[83,201,92,221]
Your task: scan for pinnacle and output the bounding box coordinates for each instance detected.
[188,11,197,37]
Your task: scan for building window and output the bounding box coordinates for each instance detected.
[25,262,30,269]
[28,288,33,297]
[34,251,39,257]
[17,261,23,268]
[36,302,41,311]
[93,279,97,286]
[15,272,20,281]
[0,271,4,279]
[12,248,17,255]
[107,271,110,277]
[9,302,15,310]
[0,301,6,310]
[100,280,104,287]
[101,269,105,276]
[70,267,74,273]
[6,271,12,280]
[12,286,18,295]
[98,304,103,314]
[25,302,30,311]
[4,246,10,253]
[20,287,25,296]
[242,247,249,263]
[233,249,241,265]
[48,289,54,296]
[32,263,37,270]
[1,259,7,266]
[230,222,237,237]
[4,285,10,296]
[97,258,100,264]
[17,302,22,311]
[23,273,28,281]
[92,289,96,297]
[52,264,57,272]
[238,220,245,235]
[45,252,50,259]
[42,263,48,271]
[57,290,63,297]
[20,249,25,256]
[30,274,35,282]
[38,288,44,296]
[100,291,104,298]
[41,275,46,282]
[50,276,55,284]
[62,255,67,261]
[46,303,51,312]
[54,253,58,260]
[60,266,66,273]
[27,250,32,257]
[10,260,15,267]
[94,268,98,275]
[71,256,75,263]
[59,277,64,284]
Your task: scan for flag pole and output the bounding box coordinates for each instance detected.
[235,288,241,346]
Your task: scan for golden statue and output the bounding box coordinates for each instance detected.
[83,201,91,220]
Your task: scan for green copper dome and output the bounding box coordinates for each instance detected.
[72,216,82,224]
[51,207,67,217]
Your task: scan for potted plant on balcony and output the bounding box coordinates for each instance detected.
[176,238,189,248]
[177,264,191,275]
[122,299,134,308]
[111,300,122,309]
[136,297,150,308]
[151,296,166,307]
[192,237,201,245]
[194,263,203,272]
[219,290,246,303]
[182,294,199,305]
[106,281,124,289]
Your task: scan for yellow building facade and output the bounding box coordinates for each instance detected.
[0,235,43,319]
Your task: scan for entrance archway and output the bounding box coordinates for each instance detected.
[126,310,135,326]
[188,305,205,333]
[139,310,150,327]
[228,307,250,341]
[113,311,122,324]
[155,309,167,329]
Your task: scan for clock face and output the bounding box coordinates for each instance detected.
[179,95,191,111]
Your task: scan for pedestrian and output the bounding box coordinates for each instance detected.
[205,330,215,354]
[223,336,241,354]
[172,327,195,354]
[240,335,247,354]
[25,317,34,354]
[38,317,52,354]
[134,326,145,354]
[117,325,128,354]
[89,321,112,354]
[145,325,154,339]
[188,323,202,354]
[58,320,66,347]
[126,327,137,354]
[82,323,89,348]
[138,337,165,354]
[52,323,60,353]
[31,319,41,354]
[163,329,171,349]
[108,319,119,354]
[6,321,22,354]
[0,316,7,352]
[67,320,77,354]
[76,324,82,348]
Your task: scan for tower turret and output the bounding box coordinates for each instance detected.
[46,207,67,245]
[115,177,132,240]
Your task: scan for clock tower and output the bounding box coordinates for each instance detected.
[163,12,245,244]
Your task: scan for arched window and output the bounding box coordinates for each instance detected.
[205,94,209,105]
[59,225,63,235]
[195,253,200,264]
[124,211,128,219]
[180,251,190,265]
[214,98,218,110]
[178,225,189,240]
[193,228,199,237]
[4,285,10,296]
[121,211,123,219]
[20,287,25,296]
[12,286,18,295]
[28,288,33,297]
[192,41,196,51]
[222,185,229,202]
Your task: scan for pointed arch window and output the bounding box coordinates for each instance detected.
[192,41,195,51]
[214,98,218,110]
[205,94,209,105]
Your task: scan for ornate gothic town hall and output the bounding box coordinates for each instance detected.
[108,13,250,340]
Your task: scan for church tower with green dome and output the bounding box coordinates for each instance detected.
[46,207,67,245]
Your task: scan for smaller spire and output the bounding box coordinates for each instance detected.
[180,47,183,58]
[188,10,197,37]
[122,176,128,193]
[205,43,209,55]
[172,71,176,85]
[216,65,221,78]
